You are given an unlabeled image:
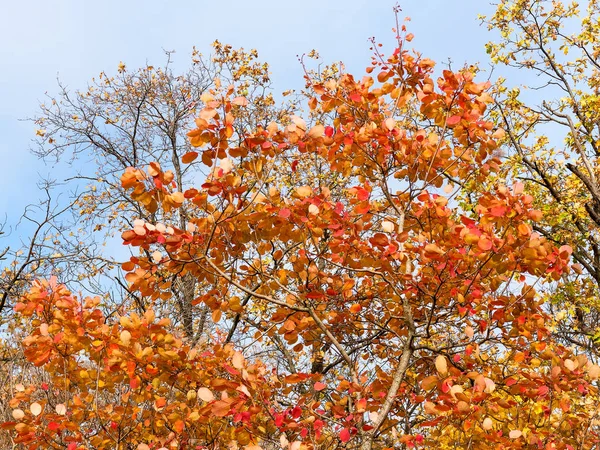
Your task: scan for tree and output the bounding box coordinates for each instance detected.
[4,15,599,450]
[483,0,600,354]
[31,43,294,342]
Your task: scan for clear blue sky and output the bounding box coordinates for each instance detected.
[0,0,496,238]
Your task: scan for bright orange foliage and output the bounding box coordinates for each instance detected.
[5,278,273,449]
[4,19,600,450]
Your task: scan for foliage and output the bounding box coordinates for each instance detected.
[2,8,600,450]
[482,0,600,354]
[29,42,295,342]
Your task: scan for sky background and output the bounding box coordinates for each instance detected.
[0,0,498,245]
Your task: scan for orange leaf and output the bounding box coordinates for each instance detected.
[435,355,448,375]
[148,162,161,177]
[308,124,324,139]
[173,419,185,433]
[122,261,135,271]
[477,237,492,251]
[232,351,244,369]
[421,375,438,391]
[425,243,445,256]
[295,186,313,198]
[232,96,248,106]
[446,115,461,126]
[211,400,231,417]
[182,151,199,164]
[349,304,362,313]
[197,387,215,402]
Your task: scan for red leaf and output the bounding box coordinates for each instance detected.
[477,237,492,251]
[340,428,351,443]
[275,413,285,427]
[356,188,370,201]
[314,382,326,391]
[490,206,507,217]
[279,208,291,219]
[292,406,302,419]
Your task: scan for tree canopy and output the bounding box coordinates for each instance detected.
[2,2,600,449]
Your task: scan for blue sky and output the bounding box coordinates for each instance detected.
[0,0,496,239]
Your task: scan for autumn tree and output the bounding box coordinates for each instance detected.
[4,14,600,449]
[32,44,294,342]
[0,43,294,449]
[482,0,600,354]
